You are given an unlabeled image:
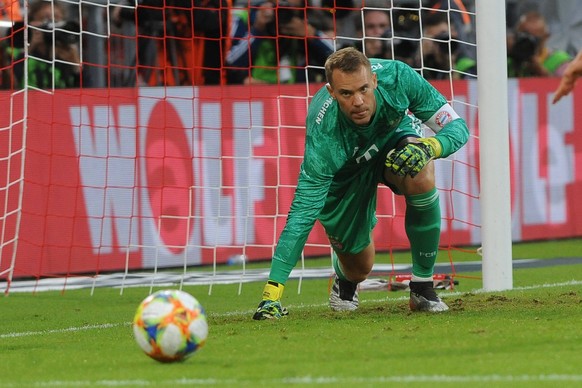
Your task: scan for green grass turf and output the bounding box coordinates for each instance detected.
[1,239,581,387]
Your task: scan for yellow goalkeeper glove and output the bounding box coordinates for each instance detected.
[252,281,288,320]
[385,137,443,178]
[261,280,285,301]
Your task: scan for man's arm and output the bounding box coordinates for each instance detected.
[402,66,469,154]
[553,50,582,104]
[391,62,469,156]
[424,104,470,158]
[253,139,336,318]
[269,166,333,282]
[385,61,470,177]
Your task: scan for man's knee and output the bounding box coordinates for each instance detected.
[341,266,371,283]
[337,244,374,283]
[384,162,436,196]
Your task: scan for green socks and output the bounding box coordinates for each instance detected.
[405,187,441,279]
[331,251,349,281]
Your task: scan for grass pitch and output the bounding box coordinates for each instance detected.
[1,239,582,387]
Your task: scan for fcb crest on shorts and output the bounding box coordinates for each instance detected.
[328,235,344,250]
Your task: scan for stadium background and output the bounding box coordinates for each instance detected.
[1,77,580,279]
[0,0,581,281]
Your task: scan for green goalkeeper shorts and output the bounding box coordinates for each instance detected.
[318,114,423,255]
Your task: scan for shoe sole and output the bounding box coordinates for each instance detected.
[409,294,449,312]
[253,312,275,320]
[329,294,359,311]
[252,307,288,320]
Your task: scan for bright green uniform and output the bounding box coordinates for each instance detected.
[269,59,469,284]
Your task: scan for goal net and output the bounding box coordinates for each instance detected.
[0,0,494,294]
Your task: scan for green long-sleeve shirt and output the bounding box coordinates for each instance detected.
[270,59,470,282]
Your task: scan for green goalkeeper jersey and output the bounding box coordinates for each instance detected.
[271,58,469,273]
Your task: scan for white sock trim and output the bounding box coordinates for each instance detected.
[411,275,433,282]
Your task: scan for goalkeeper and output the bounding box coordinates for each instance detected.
[253,47,469,319]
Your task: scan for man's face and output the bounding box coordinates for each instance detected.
[422,21,459,67]
[364,11,390,38]
[32,4,64,24]
[363,11,390,57]
[520,17,549,41]
[326,65,377,126]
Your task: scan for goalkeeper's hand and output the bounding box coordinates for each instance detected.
[385,137,443,178]
[252,281,288,320]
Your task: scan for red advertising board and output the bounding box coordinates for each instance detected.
[0,79,581,279]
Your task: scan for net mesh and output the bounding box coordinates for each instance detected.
[0,0,481,294]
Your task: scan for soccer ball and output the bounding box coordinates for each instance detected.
[132,289,208,362]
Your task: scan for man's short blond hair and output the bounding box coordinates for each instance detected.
[325,47,372,86]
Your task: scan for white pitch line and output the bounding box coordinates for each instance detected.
[282,375,582,384]
[1,279,581,340]
[2,374,582,387]
[0,323,126,339]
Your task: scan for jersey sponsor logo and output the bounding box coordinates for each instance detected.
[371,62,383,72]
[355,144,379,163]
[315,97,334,125]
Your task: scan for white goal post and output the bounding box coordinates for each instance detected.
[476,0,513,291]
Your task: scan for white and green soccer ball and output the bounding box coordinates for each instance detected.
[132,289,208,362]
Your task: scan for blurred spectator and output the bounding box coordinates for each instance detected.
[423,0,475,60]
[4,0,81,89]
[507,10,572,78]
[506,0,582,56]
[112,0,231,86]
[322,0,357,48]
[348,9,392,59]
[390,6,422,68]
[226,0,334,84]
[333,2,421,64]
[420,12,476,80]
[0,0,23,88]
